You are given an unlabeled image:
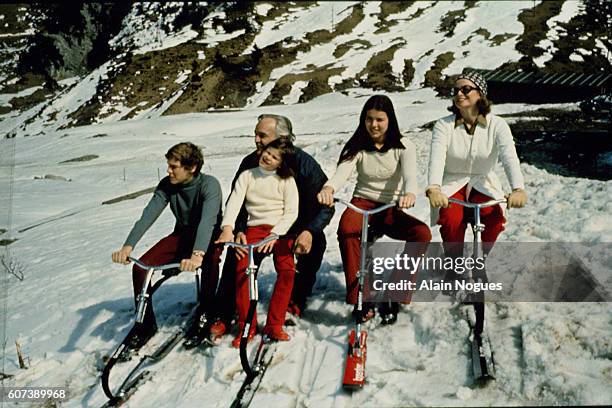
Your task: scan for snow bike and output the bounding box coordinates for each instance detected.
[101,256,201,407]
[334,198,396,390]
[224,234,279,408]
[447,197,506,383]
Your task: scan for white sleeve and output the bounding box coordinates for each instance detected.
[221,170,250,228]
[271,177,299,235]
[495,118,525,190]
[324,154,358,192]
[400,139,418,195]
[427,120,448,189]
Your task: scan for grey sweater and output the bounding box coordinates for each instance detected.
[124,173,223,253]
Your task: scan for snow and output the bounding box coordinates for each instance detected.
[1,86,611,407]
[281,80,309,105]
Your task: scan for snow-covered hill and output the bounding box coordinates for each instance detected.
[1,1,610,136]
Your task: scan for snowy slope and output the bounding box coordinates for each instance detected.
[1,88,610,407]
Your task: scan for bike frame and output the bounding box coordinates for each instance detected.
[224,234,279,379]
[446,198,506,332]
[102,257,200,402]
[334,198,396,346]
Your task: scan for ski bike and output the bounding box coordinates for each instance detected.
[333,198,396,389]
[223,234,279,408]
[101,256,202,407]
[446,197,507,383]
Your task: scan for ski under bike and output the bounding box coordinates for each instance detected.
[224,234,279,408]
[447,197,506,383]
[101,256,201,407]
[334,198,396,390]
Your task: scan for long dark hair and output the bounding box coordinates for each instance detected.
[262,138,296,179]
[338,95,404,165]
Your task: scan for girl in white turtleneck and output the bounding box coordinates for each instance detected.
[216,138,298,347]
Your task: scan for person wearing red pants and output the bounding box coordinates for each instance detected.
[426,71,527,267]
[216,139,299,347]
[111,142,223,351]
[318,95,431,325]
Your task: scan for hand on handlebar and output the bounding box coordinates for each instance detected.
[505,188,527,209]
[111,245,133,265]
[257,233,277,254]
[398,192,416,209]
[180,254,202,272]
[426,188,449,208]
[234,232,248,259]
[317,186,335,206]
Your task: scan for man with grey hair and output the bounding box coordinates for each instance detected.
[209,113,334,340]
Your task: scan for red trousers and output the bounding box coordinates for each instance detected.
[133,234,221,324]
[337,197,432,304]
[235,225,295,331]
[438,185,505,256]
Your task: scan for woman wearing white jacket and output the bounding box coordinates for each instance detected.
[426,71,527,258]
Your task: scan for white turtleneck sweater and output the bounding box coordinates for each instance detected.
[325,137,418,203]
[222,167,299,235]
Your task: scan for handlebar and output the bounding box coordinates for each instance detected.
[448,198,506,209]
[334,198,396,215]
[223,234,279,250]
[127,256,181,271]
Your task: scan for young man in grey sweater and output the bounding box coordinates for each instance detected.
[112,142,223,350]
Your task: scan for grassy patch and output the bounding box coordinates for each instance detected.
[0,239,17,247]
[7,88,50,112]
[375,1,415,34]
[333,39,371,58]
[438,9,467,38]
[358,43,405,91]
[516,1,563,60]
[423,52,455,89]
[461,28,516,47]
[263,66,344,105]
[403,59,415,87]
[59,154,98,164]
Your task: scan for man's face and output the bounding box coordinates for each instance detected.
[254,117,279,154]
[167,159,195,184]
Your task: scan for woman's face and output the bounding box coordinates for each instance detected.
[365,109,389,144]
[453,78,481,111]
[259,146,283,171]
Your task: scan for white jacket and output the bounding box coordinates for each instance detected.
[427,113,524,224]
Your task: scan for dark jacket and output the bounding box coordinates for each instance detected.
[231,148,334,236]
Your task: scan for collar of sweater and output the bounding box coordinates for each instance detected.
[256,166,277,176]
[175,172,201,189]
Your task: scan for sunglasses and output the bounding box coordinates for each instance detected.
[452,85,479,96]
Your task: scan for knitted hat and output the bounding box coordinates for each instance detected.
[457,71,487,96]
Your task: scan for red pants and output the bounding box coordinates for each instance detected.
[235,225,295,331]
[133,234,221,324]
[438,185,505,256]
[337,197,432,304]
